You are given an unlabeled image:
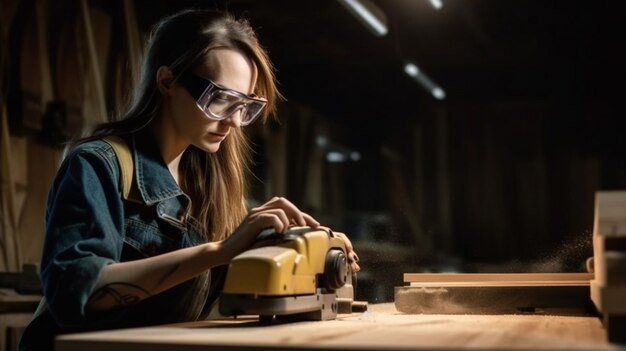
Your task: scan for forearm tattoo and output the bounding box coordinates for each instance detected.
[88,265,181,309]
[89,282,152,308]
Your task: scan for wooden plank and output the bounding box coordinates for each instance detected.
[122,0,142,81]
[0,103,22,271]
[79,0,108,124]
[398,273,594,315]
[109,0,143,111]
[18,0,44,132]
[409,281,590,287]
[55,303,623,351]
[395,285,593,315]
[35,0,54,105]
[404,272,593,284]
[20,140,59,265]
[54,3,84,135]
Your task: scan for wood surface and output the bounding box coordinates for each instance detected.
[55,303,625,351]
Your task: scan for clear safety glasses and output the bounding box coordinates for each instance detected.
[177,71,267,126]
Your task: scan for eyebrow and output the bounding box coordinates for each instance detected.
[178,71,256,100]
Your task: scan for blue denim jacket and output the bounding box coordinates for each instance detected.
[19,129,216,350]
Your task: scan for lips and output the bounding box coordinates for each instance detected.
[208,132,228,142]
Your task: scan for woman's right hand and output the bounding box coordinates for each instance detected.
[218,197,320,263]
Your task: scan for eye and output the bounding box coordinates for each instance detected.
[213,92,232,102]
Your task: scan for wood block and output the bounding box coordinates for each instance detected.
[592,191,626,344]
[603,252,626,285]
[594,191,626,237]
[592,237,626,285]
[590,281,626,314]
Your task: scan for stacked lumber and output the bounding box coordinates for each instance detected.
[590,191,626,343]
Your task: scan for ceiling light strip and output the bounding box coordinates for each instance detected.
[338,0,388,36]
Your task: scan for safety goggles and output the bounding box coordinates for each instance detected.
[177,71,267,126]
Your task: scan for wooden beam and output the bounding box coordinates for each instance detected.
[404,272,593,284]
[79,0,107,123]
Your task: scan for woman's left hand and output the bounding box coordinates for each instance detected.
[330,230,360,273]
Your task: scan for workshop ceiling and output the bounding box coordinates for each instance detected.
[134,0,621,124]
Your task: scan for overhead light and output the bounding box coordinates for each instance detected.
[317,133,362,162]
[428,0,443,10]
[316,135,329,147]
[337,0,388,36]
[326,151,361,163]
[404,62,446,100]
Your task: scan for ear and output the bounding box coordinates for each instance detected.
[156,66,174,95]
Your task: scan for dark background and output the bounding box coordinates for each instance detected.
[135,0,626,301]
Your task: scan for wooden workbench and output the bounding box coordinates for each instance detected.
[56,303,625,351]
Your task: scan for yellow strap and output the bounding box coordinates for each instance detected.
[102,135,133,200]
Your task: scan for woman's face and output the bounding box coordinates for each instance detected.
[166,48,256,153]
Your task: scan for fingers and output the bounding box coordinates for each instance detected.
[348,251,360,272]
[247,209,290,233]
[237,198,360,273]
[265,197,306,227]
[333,232,360,272]
[250,197,320,230]
[334,232,354,252]
[348,251,359,263]
[222,197,322,263]
[301,212,320,228]
[350,262,361,273]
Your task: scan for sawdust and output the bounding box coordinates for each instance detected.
[496,230,593,273]
[528,230,593,273]
[394,287,476,314]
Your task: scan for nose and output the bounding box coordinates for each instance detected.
[221,108,243,128]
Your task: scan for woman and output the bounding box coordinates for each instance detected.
[19,9,359,350]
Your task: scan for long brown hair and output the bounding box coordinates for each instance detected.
[81,9,280,241]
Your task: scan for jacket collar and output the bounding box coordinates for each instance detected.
[130,129,185,205]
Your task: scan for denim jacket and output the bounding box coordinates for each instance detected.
[19,129,215,350]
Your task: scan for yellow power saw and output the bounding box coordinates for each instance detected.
[219,226,367,323]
